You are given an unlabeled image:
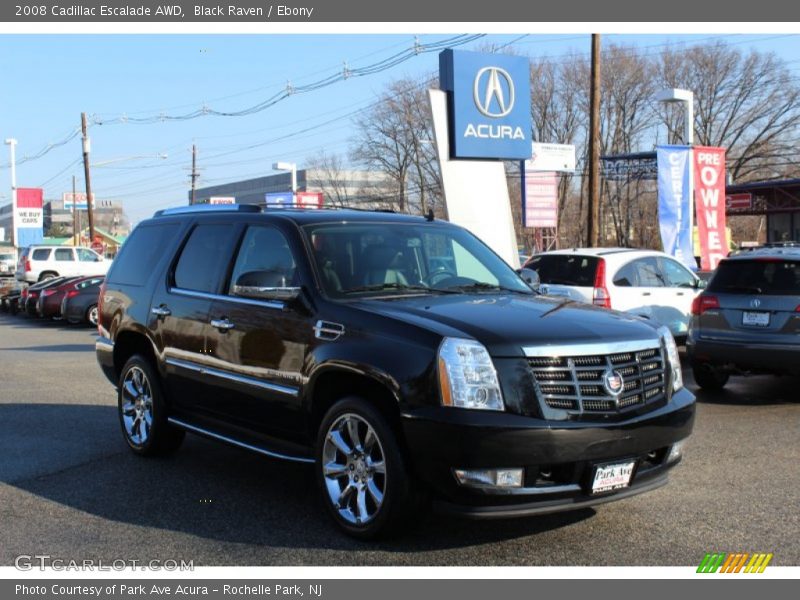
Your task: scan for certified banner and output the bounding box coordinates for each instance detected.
[694,146,727,270]
[15,187,44,248]
[656,146,695,270]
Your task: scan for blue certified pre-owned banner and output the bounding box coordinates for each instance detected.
[657,145,696,270]
[439,49,531,160]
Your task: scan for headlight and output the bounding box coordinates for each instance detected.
[438,337,504,411]
[657,326,683,392]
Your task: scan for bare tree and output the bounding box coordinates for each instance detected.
[657,43,800,183]
[306,150,351,207]
[350,77,442,215]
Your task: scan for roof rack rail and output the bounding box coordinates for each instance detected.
[153,204,261,217]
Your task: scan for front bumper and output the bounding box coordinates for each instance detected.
[401,387,695,517]
[687,337,800,374]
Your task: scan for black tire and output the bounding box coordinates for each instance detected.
[38,272,57,282]
[315,396,417,540]
[692,364,729,392]
[117,354,184,457]
[85,304,98,326]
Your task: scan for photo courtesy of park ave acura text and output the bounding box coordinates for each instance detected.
[0,17,798,575]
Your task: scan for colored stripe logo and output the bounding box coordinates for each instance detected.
[697,552,773,573]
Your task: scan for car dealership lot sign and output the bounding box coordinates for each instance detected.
[694,146,727,271]
[15,188,44,248]
[657,146,695,270]
[439,49,531,160]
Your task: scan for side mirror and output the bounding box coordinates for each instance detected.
[232,271,301,302]
[517,267,541,291]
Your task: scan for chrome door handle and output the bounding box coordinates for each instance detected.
[210,318,235,331]
[151,306,171,317]
[677,292,685,296]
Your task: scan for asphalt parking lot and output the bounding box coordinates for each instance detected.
[0,312,798,566]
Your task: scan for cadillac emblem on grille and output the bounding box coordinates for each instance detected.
[603,369,624,397]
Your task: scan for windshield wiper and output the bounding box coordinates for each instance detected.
[446,282,534,295]
[342,283,456,295]
[722,285,763,294]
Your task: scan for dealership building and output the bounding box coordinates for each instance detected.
[190,168,395,208]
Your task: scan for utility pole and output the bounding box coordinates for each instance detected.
[72,175,78,246]
[81,113,96,242]
[587,34,601,248]
[190,144,198,205]
[4,138,17,247]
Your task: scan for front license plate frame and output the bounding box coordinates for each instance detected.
[591,460,636,495]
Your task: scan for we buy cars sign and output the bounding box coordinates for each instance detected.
[694,147,727,270]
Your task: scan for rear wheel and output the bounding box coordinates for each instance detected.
[118,355,184,456]
[316,396,416,539]
[38,271,57,282]
[692,364,729,392]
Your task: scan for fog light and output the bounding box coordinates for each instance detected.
[453,468,523,488]
[667,441,685,464]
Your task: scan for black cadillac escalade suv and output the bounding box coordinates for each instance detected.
[96,204,695,538]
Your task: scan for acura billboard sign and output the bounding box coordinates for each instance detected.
[439,49,531,160]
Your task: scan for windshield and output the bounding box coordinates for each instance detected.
[707,259,800,295]
[303,222,532,298]
[0,254,14,261]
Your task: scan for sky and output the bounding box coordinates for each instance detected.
[1,33,799,226]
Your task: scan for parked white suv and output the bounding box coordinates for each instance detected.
[524,248,705,341]
[15,245,110,283]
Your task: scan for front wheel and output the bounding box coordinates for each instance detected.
[118,355,184,456]
[316,396,416,539]
[692,364,729,392]
[85,304,98,326]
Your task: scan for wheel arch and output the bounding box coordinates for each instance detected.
[112,328,160,382]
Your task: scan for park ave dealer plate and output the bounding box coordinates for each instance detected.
[592,461,636,494]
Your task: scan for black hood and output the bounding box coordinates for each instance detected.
[351,293,661,357]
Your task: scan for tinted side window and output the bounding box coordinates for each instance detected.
[174,224,240,293]
[634,257,665,287]
[229,226,297,292]
[661,258,696,288]
[32,249,51,261]
[77,248,100,262]
[613,262,638,287]
[54,249,75,262]
[107,223,181,286]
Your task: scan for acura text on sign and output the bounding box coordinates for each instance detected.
[439,49,531,160]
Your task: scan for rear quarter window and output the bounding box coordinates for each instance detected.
[707,259,800,295]
[527,254,599,287]
[31,249,51,261]
[107,223,181,286]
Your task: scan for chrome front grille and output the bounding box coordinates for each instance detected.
[528,345,667,414]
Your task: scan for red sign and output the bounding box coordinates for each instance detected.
[523,171,558,228]
[726,192,752,211]
[694,147,727,270]
[295,192,324,209]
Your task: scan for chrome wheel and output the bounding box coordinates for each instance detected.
[322,413,386,525]
[121,366,153,446]
[87,305,98,326]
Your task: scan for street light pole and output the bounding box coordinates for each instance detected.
[272,161,298,202]
[4,138,17,247]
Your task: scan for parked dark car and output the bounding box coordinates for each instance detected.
[687,246,800,390]
[23,276,79,317]
[96,205,695,538]
[37,275,105,320]
[62,276,105,325]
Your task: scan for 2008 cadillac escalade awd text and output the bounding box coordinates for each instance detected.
[96,204,695,538]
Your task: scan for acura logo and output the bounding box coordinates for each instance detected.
[750,299,761,308]
[473,67,515,118]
